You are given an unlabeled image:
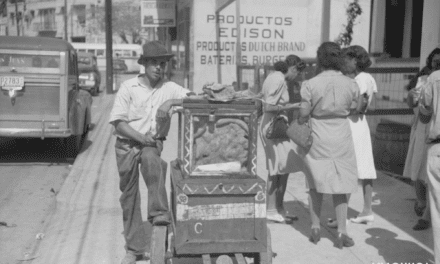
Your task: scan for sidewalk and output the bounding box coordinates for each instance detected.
[29,93,435,264]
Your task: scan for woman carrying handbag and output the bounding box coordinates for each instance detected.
[259,55,305,223]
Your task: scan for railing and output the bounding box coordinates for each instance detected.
[238,64,420,176]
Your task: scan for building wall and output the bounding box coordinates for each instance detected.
[188,0,372,93]
[420,0,440,68]
[0,0,119,43]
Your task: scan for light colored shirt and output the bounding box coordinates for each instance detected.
[355,72,377,105]
[261,71,289,106]
[300,70,359,117]
[420,70,440,143]
[109,76,190,138]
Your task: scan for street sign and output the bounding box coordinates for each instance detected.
[141,0,175,27]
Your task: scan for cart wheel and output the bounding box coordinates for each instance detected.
[256,228,272,264]
[151,226,168,264]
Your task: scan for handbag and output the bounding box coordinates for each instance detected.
[418,91,432,124]
[266,110,289,140]
[286,118,313,149]
[419,108,432,124]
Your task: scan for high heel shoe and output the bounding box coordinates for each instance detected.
[309,228,321,244]
[334,232,354,249]
[413,219,430,230]
[350,214,374,225]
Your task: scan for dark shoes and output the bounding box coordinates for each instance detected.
[309,228,321,244]
[152,214,171,226]
[413,219,430,230]
[334,232,354,249]
[414,201,426,217]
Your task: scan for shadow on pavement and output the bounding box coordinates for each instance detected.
[0,138,74,164]
[283,198,361,242]
[365,227,433,263]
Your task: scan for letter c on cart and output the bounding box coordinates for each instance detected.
[195,222,202,234]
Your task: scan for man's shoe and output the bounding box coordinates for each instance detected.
[153,215,171,226]
[413,219,430,231]
[121,252,136,264]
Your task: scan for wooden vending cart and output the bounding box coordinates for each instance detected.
[151,98,272,264]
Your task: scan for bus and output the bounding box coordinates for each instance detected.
[70,43,142,73]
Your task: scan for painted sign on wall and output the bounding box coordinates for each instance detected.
[192,0,371,92]
[141,0,176,27]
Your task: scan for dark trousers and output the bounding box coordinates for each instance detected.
[115,138,168,254]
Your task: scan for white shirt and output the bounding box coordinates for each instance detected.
[109,76,190,138]
[355,72,378,105]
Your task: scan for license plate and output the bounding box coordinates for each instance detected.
[1,76,24,90]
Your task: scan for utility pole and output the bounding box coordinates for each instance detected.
[235,0,241,91]
[21,0,25,36]
[105,0,113,94]
[64,0,68,40]
[14,0,19,36]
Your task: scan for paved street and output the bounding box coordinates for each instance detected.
[19,88,435,264]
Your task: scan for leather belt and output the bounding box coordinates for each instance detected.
[117,137,160,148]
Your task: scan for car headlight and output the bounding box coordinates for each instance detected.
[88,73,95,81]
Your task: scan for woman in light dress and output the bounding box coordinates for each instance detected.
[343,45,377,224]
[299,42,361,248]
[259,55,306,223]
[404,47,440,230]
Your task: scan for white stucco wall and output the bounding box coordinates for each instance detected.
[420,0,440,68]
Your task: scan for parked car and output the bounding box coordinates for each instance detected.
[0,36,92,157]
[113,58,128,73]
[78,52,101,96]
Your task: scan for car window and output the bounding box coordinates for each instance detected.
[0,52,59,68]
[78,56,91,65]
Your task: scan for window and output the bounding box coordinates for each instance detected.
[132,51,138,57]
[39,8,56,30]
[10,12,14,25]
[96,49,105,57]
[73,5,86,27]
[113,50,122,57]
[0,1,6,17]
[123,50,131,57]
[87,49,96,55]
[90,4,95,19]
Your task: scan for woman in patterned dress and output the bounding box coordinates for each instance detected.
[259,56,305,223]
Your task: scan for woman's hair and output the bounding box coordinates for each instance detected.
[317,42,342,71]
[342,45,372,72]
[426,48,440,69]
[285,54,306,72]
[274,60,288,74]
[406,47,440,91]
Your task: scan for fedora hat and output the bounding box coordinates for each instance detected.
[137,41,174,64]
